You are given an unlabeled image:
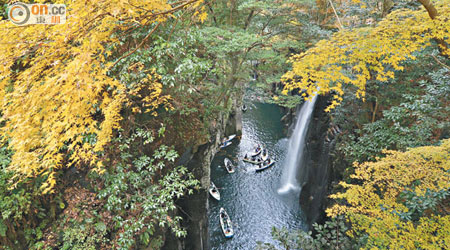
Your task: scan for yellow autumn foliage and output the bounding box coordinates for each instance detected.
[327,139,450,249]
[282,0,450,111]
[0,0,203,193]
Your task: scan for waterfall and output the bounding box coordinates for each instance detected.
[278,94,318,195]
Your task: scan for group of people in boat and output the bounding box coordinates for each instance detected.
[219,208,234,238]
[243,153,259,162]
[223,157,235,173]
[243,145,276,171]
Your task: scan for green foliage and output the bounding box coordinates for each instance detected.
[91,128,198,249]
[245,2,330,107]
[27,127,199,250]
[60,223,108,250]
[0,3,7,20]
[257,216,364,250]
[0,141,55,249]
[399,188,450,222]
[335,60,449,164]
[199,27,260,56]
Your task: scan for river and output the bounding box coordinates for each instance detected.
[208,99,307,249]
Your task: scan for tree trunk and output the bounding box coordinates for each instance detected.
[417,0,449,58]
[382,0,394,17]
[417,0,438,19]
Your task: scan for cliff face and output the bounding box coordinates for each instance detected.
[162,100,242,250]
[296,96,332,225]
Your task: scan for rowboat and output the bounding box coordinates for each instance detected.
[243,154,262,164]
[224,158,235,173]
[261,149,269,161]
[209,182,220,201]
[225,134,236,142]
[219,208,234,238]
[256,159,275,172]
[220,134,236,149]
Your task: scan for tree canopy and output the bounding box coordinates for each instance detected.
[0,0,205,192]
[327,138,450,249]
[281,0,450,111]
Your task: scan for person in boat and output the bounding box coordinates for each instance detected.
[244,153,248,160]
[222,136,230,146]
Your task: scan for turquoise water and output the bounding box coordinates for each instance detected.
[208,100,307,249]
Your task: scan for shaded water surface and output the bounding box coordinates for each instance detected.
[208,100,307,249]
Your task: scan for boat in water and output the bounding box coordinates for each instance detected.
[256,159,275,172]
[219,208,234,238]
[243,154,262,164]
[224,158,235,173]
[220,134,236,149]
[209,182,220,201]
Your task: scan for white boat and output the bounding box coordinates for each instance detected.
[241,104,247,112]
[220,134,236,149]
[225,134,236,142]
[224,158,235,173]
[243,154,262,164]
[261,149,269,161]
[256,159,275,172]
[209,182,220,201]
[219,208,234,238]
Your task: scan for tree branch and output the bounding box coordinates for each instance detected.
[244,10,255,30]
[430,55,450,70]
[328,0,344,30]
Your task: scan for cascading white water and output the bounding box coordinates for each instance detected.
[278,94,318,195]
